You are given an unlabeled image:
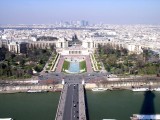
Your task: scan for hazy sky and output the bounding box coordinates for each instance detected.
[0,0,160,24]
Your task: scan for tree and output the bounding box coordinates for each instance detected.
[50,44,56,52]
[34,65,43,72]
[20,59,25,66]
[106,54,117,66]
[136,54,145,68]
[26,68,33,75]
[39,59,44,64]
[142,49,151,63]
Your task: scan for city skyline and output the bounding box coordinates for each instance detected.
[1,1,160,119]
[0,0,160,25]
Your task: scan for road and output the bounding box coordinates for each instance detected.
[63,84,79,120]
[38,71,111,84]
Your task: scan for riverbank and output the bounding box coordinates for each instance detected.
[0,84,63,94]
[1,75,160,94]
[85,80,160,90]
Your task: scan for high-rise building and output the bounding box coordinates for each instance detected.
[81,20,89,27]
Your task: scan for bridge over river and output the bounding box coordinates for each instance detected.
[55,84,86,120]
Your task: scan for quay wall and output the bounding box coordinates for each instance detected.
[85,80,160,90]
[0,84,63,93]
[85,83,97,89]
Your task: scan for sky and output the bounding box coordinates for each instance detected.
[0,0,160,25]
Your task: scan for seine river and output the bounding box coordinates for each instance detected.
[86,90,160,120]
[0,91,160,120]
[0,92,60,120]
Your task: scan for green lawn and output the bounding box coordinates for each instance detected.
[80,61,86,72]
[62,60,70,71]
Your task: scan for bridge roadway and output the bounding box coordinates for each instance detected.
[55,83,86,120]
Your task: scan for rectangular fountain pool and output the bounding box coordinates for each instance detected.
[68,62,80,73]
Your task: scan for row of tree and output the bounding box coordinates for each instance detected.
[0,47,52,80]
[98,44,160,75]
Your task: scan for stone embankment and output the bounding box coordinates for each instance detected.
[85,79,160,90]
[0,84,63,93]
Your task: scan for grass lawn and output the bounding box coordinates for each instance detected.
[80,61,87,72]
[62,60,70,71]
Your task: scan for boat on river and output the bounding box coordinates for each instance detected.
[152,88,160,91]
[0,118,13,120]
[27,90,42,93]
[92,88,107,91]
[132,88,150,92]
[102,119,116,120]
[130,114,160,120]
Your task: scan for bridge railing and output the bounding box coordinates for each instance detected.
[55,84,68,120]
[79,84,87,120]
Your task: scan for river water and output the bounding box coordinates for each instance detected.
[86,90,160,120]
[0,91,160,120]
[0,92,60,120]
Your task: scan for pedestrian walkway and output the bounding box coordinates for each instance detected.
[86,56,93,73]
[56,57,64,73]
[55,84,68,120]
[79,84,87,120]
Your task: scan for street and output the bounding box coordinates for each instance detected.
[63,84,79,120]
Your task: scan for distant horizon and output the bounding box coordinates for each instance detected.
[0,0,160,25]
[0,22,160,26]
